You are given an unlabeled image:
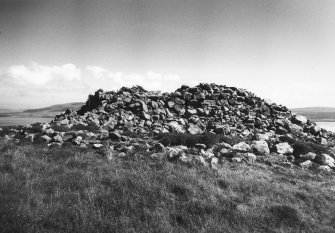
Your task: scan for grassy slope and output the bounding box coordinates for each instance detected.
[1,141,335,233]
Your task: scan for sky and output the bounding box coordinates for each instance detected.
[0,0,335,109]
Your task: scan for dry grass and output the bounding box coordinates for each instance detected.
[0,140,334,233]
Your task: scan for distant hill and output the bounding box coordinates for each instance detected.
[291,107,335,113]
[0,108,18,114]
[291,107,335,121]
[0,102,84,118]
[23,102,84,114]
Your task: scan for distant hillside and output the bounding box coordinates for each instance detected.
[0,108,18,114]
[0,102,84,118]
[291,107,335,113]
[291,107,335,121]
[23,102,84,114]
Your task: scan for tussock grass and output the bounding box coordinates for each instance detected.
[0,141,334,233]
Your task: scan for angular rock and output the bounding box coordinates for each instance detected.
[251,140,270,155]
[292,115,307,126]
[318,165,332,172]
[299,160,313,169]
[93,143,103,149]
[241,153,257,163]
[255,133,272,141]
[53,135,63,143]
[187,123,203,135]
[298,152,316,161]
[168,121,185,133]
[317,154,335,167]
[275,142,293,155]
[41,135,52,143]
[218,148,232,157]
[232,142,251,152]
[320,137,327,145]
[73,136,83,145]
[45,128,54,135]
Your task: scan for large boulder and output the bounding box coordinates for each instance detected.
[168,121,185,133]
[275,142,293,155]
[292,115,307,126]
[251,140,270,155]
[317,154,335,168]
[187,123,203,135]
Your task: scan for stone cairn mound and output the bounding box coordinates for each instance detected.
[56,83,331,141]
[2,83,334,171]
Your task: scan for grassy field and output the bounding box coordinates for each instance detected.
[1,140,335,233]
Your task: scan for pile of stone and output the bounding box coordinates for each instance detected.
[54,83,332,143]
[1,83,334,172]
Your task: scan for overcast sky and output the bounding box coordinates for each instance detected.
[0,0,335,109]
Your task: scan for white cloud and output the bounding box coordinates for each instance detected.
[8,63,81,87]
[0,63,183,108]
[85,66,181,92]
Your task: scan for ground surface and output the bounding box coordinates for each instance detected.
[1,140,335,233]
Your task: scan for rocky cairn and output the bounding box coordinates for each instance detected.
[2,83,335,171]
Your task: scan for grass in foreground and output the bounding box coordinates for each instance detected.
[0,141,335,233]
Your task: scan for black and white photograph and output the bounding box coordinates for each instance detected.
[0,0,335,232]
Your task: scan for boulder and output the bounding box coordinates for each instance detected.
[53,135,63,143]
[187,123,203,134]
[292,115,307,126]
[210,157,219,169]
[232,142,251,152]
[184,109,197,118]
[317,154,335,167]
[318,165,332,172]
[218,148,232,157]
[241,153,257,163]
[298,152,316,161]
[168,121,185,133]
[73,136,83,145]
[45,128,54,135]
[251,140,270,155]
[93,143,103,149]
[41,135,52,143]
[255,133,272,141]
[299,160,313,169]
[320,138,328,145]
[275,142,293,155]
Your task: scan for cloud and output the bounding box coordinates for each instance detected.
[7,63,81,87]
[0,63,183,108]
[85,66,181,92]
